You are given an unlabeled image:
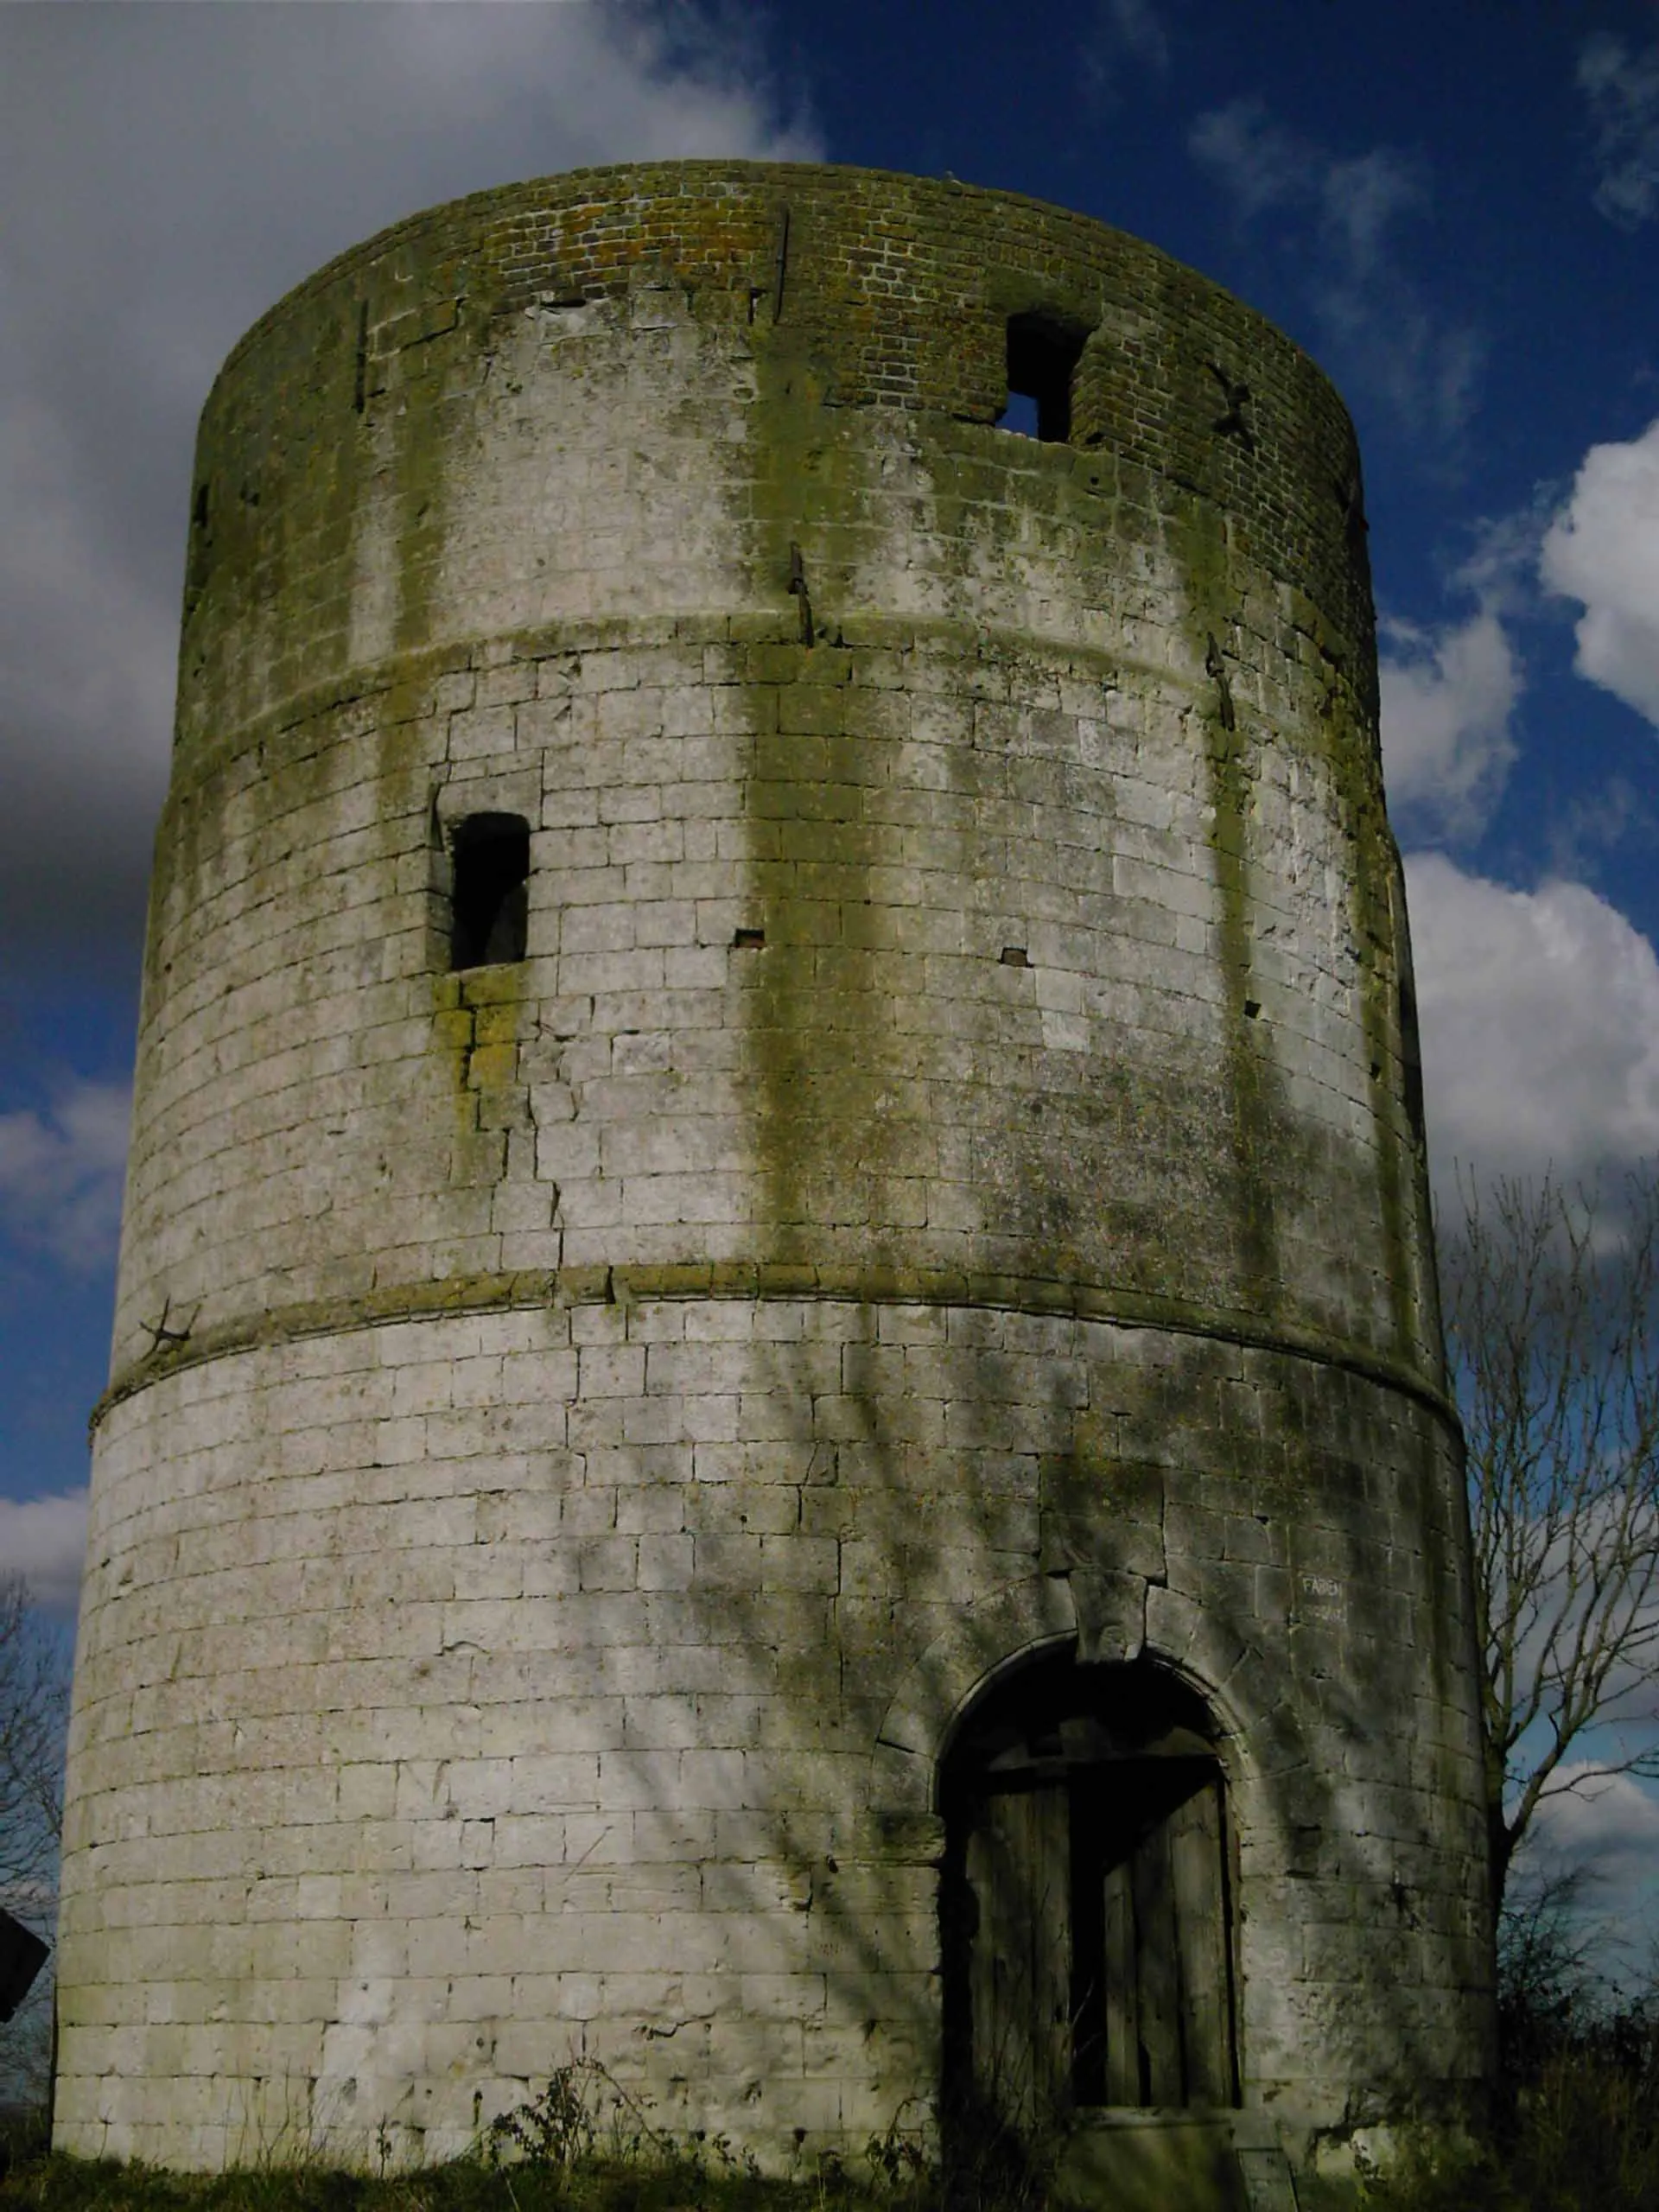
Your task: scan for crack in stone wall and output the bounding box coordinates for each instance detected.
[60,162,1492,2182]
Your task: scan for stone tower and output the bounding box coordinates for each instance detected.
[57,163,1493,2187]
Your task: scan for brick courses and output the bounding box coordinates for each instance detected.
[58,163,1492,2181]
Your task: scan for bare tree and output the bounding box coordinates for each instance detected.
[0,1573,68,2107]
[1443,1167,1659,1917]
[0,1573,67,1903]
[1496,1854,1608,2071]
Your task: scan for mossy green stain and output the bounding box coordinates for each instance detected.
[1164,490,1286,1317]
[1355,815,1433,1368]
[390,345,448,658]
[741,293,900,1271]
[1167,459,1431,1375]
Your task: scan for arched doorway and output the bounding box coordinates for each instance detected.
[940,1652,1237,2134]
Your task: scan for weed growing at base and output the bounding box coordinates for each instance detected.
[0,2071,952,2212]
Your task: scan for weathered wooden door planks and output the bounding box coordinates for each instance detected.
[957,1738,1235,2126]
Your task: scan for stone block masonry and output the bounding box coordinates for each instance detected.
[57,162,1493,2184]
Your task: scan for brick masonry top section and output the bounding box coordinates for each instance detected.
[120,162,1436,1403]
[175,162,1374,755]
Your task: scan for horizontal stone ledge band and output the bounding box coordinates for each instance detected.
[92,1259,1459,1438]
[169,598,1369,787]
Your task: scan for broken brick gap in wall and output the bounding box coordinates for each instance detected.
[450,814,530,969]
[1001,314,1088,442]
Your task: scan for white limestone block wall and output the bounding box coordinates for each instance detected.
[57,162,1493,2175]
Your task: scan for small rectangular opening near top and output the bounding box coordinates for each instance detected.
[1001,314,1087,443]
[451,814,530,969]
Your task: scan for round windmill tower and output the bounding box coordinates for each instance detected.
[56,162,1493,2190]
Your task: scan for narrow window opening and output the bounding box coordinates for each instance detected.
[1399,963,1426,1146]
[734,926,766,950]
[450,813,530,969]
[1000,946,1031,968]
[1388,873,1427,1147]
[1000,314,1087,442]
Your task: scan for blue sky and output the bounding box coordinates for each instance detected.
[3,0,1659,1916]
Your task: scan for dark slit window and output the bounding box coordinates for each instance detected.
[450,813,530,969]
[1388,874,1427,1147]
[1398,962,1426,1147]
[1001,314,1087,442]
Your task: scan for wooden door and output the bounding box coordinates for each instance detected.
[944,1660,1237,2137]
[1071,1760,1234,2108]
[964,1781,1072,2128]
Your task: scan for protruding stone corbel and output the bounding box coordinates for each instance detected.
[1071,1568,1150,1666]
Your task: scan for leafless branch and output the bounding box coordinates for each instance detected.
[0,1573,68,1905]
[1445,1164,1659,1912]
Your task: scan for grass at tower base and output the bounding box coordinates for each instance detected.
[10,2024,1659,2210]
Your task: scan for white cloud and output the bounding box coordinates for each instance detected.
[1380,607,1520,839]
[1085,0,1173,89]
[1187,100,1480,442]
[1377,509,1536,842]
[1454,502,1554,618]
[0,3,817,973]
[1533,1768,1659,1879]
[1405,855,1659,1187]
[1579,34,1659,229]
[0,1488,88,1614]
[0,373,180,967]
[1540,416,1659,728]
[0,1081,132,1272]
[1521,1768,1659,1959]
[1320,144,1424,267]
[1187,97,1306,220]
[1313,145,1481,444]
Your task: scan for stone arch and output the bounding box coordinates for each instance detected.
[1139,1582,1285,1875]
[868,1572,1277,1819]
[869,1574,1079,1815]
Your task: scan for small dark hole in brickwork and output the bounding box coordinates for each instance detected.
[1000,946,1031,968]
[734,927,766,950]
[1000,314,1087,442]
[1243,999,1262,1020]
[451,814,530,969]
